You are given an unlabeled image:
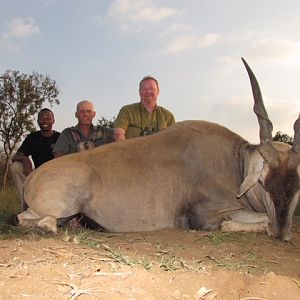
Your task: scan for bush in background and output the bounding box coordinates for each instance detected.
[0,188,19,224]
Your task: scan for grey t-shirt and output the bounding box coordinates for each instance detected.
[53,124,114,155]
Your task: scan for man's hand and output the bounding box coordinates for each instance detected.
[22,157,33,176]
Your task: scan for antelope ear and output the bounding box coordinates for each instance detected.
[258,142,279,168]
[288,147,300,168]
[237,169,262,198]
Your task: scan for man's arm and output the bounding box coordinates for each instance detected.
[164,108,175,126]
[53,151,65,158]
[12,152,33,176]
[114,106,129,142]
[52,128,70,157]
[113,127,126,142]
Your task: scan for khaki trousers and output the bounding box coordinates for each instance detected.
[10,162,27,211]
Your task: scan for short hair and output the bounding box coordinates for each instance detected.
[76,100,95,112]
[38,108,54,119]
[139,76,159,91]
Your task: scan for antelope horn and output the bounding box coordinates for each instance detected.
[292,113,300,152]
[287,114,300,168]
[241,57,273,143]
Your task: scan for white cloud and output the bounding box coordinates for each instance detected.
[159,23,194,39]
[8,18,40,39]
[209,96,299,143]
[0,40,18,52]
[247,38,300,64]
[227,30,256,42]
[107,0,181,30]
[0,17,40,51]
[219,33,300,66]
[165,33,220,54]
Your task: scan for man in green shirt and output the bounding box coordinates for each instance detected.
[114,76,175,141]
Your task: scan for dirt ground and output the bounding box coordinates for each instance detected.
[0,226,299,300]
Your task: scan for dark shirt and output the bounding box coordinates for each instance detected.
[17,131,60,168]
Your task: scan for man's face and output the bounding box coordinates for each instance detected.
[37,111,55,132]
[75,102,95,126]
[139,79,159,108]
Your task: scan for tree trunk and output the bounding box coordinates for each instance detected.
[1,156,11,190]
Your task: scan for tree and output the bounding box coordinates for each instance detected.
[97,116,115,128]
[273,131,293,145]
[0,70,60,189]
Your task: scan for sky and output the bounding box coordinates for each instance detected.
[1,0,300,143]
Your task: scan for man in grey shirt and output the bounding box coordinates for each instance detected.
[53,100,114,230]
[53,100,114,157]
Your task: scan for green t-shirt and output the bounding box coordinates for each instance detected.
[114,102,175,139]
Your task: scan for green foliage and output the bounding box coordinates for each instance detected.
[207,232,226,246]
[0,188,35,239]
[273,131,293,145]
[0,70,60,189]
[97,116,115,128]
[0,188,19,223]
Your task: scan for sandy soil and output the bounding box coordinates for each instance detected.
[0,227,299,300]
